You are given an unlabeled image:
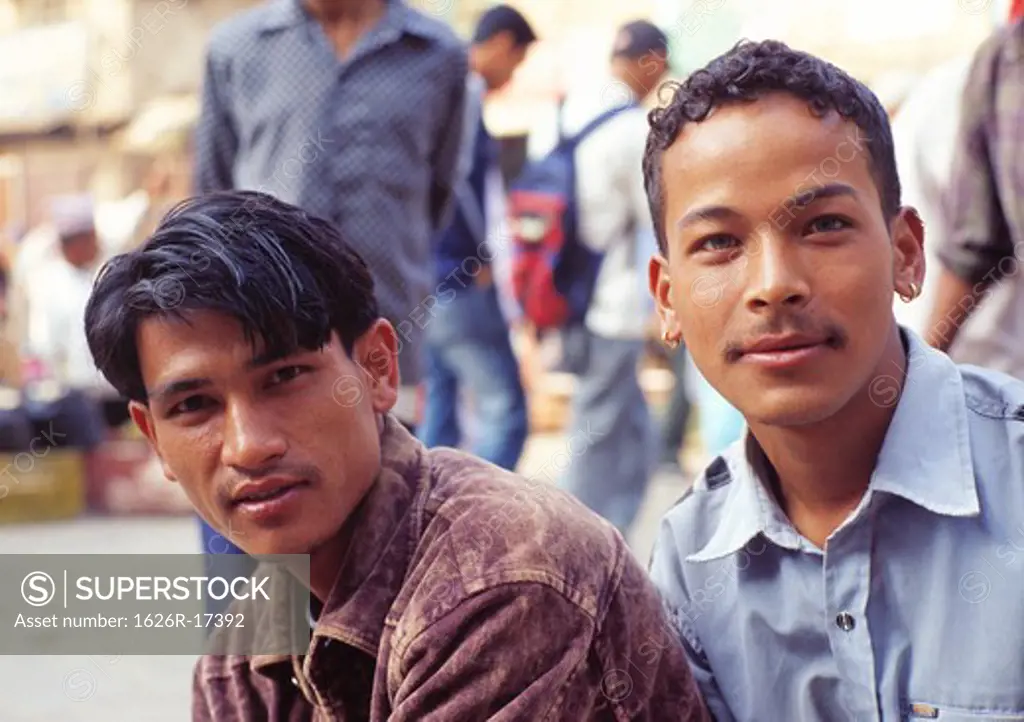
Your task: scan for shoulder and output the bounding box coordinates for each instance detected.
[657,452,741,564]
[204,3,273,61]
[965,21,1024,87]
[579,100,650,169]
[401,7,464,53]
[959,363,1024,422]
[407,448,630,621]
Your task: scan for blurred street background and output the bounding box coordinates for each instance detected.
[0,0,1015,718]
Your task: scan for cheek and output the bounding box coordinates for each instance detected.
[816,250,894,324]
[669,265,736,336]
[155,427,218,489]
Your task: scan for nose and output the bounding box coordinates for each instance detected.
[742,232,811,312]
[220,398,287,472]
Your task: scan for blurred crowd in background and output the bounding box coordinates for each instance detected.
[0,0,1020,544]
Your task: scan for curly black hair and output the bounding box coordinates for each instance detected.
[643,39,900,254]
[85,190,380,403]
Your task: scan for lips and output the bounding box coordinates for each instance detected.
[741,334,831,355]
[230,477,307,506]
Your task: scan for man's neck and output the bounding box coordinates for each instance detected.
[304,0,387,60]
[748,327,907,548]
[308,415,389,602]
[307,518,357,602]
[304,0,385,24]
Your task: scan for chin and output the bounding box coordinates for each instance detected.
[234,530,320,558]
[742,386,850,428]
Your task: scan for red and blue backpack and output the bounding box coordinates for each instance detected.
[508,101,639,331]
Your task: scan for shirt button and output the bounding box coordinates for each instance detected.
[835,612,856,632]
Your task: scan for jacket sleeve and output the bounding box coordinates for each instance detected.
[392,575,710,721]
[390,583,599,721]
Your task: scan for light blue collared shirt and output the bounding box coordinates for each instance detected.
[650,329,1024,721]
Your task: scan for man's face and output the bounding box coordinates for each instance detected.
[61,231,99,269]
[473,32,528,91]
[650,93,923,428]
[611,53,668,98]
[129,310,399,556]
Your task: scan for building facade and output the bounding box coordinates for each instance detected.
[0,0,255,232]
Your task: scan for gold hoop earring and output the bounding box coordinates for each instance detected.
[662,331,680,349]
[898,282,920,303]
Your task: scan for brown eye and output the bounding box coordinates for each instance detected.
[269,365,309,385]
[168,396,210,417]
[806,215,851,234]
[696,235,740,253]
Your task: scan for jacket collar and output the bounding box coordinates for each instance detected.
[252,414,430,673]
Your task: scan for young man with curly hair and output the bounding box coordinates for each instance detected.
[645,40,1024,720]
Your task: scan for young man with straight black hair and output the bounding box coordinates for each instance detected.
[84,190,709,721]
[645,40,1024,720]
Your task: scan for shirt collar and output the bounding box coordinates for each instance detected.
[870,328,980,516]
[252,414,429,673]
[261,0,444,41]
[685,439,807,564]
[686,327,980,564]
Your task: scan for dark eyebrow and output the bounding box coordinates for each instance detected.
[146,351,292,404]
[675,205,743,230]
[147,378,210,406]
[788,182,858,209]
[674,183,860,232]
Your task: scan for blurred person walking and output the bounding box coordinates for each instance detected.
[525,21,669,537]
[17,196,113,450]
[0,260,31,452]
[890,54,973,335]
[194,0,467,557]
[925,1,1024,380]
[419,5,534,471]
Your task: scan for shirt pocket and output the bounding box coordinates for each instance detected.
[904,701,1024,720]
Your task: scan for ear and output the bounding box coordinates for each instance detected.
[649,253,682,345]
[128,400,177,483]
[350,319,400,415]
[891,206,926,300]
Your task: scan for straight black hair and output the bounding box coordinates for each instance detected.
[85,190,379,403]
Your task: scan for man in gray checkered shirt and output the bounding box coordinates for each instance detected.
[194,0,468,423]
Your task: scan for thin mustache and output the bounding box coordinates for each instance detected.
[723,319,847,362]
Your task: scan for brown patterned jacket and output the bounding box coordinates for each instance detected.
[193,415,709,721]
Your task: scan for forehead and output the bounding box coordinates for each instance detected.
[661,93,878,213]
[135,312,255,386]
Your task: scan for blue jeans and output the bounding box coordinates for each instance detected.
[419,283,528,472]
[559,329,652,536]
